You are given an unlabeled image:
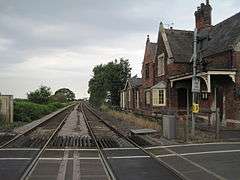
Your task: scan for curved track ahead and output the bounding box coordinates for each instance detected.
[81,102,186,180]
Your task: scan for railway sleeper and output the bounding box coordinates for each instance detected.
[49,136,94,148]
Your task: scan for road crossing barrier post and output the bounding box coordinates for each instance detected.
[215,108,220,140]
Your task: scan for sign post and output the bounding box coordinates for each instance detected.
[191,28,199,136]
[192,78,200,93]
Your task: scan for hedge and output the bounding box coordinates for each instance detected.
[14,100,66,122]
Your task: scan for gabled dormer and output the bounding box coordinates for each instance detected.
[155,23,193,78]
[141,35,157,88]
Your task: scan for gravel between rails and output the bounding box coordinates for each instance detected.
[57,105,89,137]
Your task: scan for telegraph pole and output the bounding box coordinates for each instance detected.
[191,28,198,136]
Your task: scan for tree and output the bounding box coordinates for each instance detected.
[54,88,75,102]
[50,93,67,103]
[0,96,3,122]
[27,86,51,104]
[88,58,131,107]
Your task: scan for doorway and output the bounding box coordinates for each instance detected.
[177,88,188,110]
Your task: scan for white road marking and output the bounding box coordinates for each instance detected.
[0,149,240,161]
[103,147,139,150]
[0,148,98,151]
[41,157,99,160]
[57,150,69,180]
[146,142,240,149]
[177,149,240,157]
[108,155,149,159]
[159,147,228,180]
[45,148,98,151]
[0,158,32,160]
[156,154,176,158]
[73,150,81,180]
[155,149,240,158]
[0,148,40,151]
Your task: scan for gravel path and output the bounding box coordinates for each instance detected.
[58,106,89,137]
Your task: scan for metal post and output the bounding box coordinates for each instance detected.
[191,28,198,136]
[216,108,220,139]
[214,87,220,139]
[186,89,190,141]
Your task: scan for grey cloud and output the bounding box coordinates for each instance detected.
[0,0,239,98]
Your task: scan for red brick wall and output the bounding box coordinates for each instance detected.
[142,62,155,88]
[225,51,240,120]
[195,50,240,120]
[141,40,157,110]
[167,63,191,76]
[141,42,156,88]
[205,51,233,70]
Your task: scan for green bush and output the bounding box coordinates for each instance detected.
[14,100,66,122]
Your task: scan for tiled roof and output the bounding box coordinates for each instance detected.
[129,75,142,88]
[165,29,193,63]
[199,12,240,57]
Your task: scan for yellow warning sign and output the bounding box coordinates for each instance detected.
[192,103,200,113]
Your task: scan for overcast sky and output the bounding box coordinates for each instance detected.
[0,0,239,98]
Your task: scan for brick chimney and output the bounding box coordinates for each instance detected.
[195,0,212,31]
[146,35,150,44]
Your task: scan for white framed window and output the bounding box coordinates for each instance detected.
[136,90,140,108]
[145,91,151,105]
[201,91,208,100]
[157,53,165,76]
[152,89,166,106]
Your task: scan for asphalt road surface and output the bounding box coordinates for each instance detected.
[0,142,240,179]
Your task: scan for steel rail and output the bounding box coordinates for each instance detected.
[80,102,118,180]
[84,102,189,180]
[21,105,74,180]
[0,104,76,149]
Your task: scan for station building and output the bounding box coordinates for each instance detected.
[120,0,240,126]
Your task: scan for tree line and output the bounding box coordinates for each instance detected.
[88,58,131,107]
[27,86,75,104]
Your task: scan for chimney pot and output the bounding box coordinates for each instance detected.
[195,1,212,30]
[146,35,150,44]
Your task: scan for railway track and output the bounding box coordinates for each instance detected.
[0,102,187,180]
[81,102,187,180]
[0,133,16,146]
[0,104,75,180]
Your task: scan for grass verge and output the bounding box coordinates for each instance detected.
[102,105,161,131]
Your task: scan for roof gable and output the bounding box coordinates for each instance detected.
[164,29,193,63]
[123,75,142,90]
[151,81,167,89]
[144,41,157,64]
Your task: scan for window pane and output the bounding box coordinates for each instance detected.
[158,90,164,105]
[157,54,165,76]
